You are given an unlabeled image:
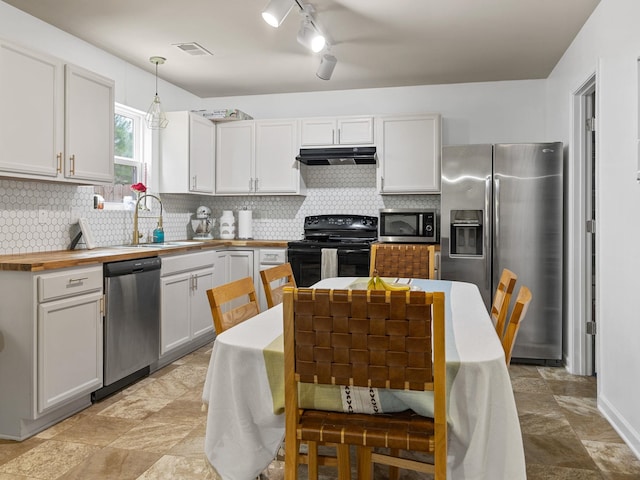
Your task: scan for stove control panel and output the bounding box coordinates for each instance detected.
[304,215,378,231]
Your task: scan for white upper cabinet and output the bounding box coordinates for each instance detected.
[300,116,374,146]
[216,119,304,195]
[0,41,114,184]
[254,119,303,194]
[159,111,216,194]
[64,64,115,183]
[0,42,62,178]
[215,120,255,194]
[376,114,441,194]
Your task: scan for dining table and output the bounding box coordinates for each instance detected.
[202,277,526,480]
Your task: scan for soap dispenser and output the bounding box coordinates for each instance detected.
[152,220,165,243]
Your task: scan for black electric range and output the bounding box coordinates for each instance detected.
[287,214,378,287]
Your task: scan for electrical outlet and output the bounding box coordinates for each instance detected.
[38,208,47,224]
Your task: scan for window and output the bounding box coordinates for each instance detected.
[94,103,151,207]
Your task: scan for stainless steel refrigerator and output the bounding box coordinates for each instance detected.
[440,143,563,364]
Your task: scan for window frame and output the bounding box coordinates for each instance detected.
[99,103,151,209]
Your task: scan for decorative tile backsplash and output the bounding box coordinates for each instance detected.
[0,166,439,255]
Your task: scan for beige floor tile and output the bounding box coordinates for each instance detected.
[97,395,174,420]
[108,422,195,454]
[582,440,640,475]
[56,447,161,480]
[0,440,100,480]
[0,437,44,465]
[50,414,140,446]
[145,398,206,426]
[526,463,603,479]
[137,454,217,479]
[522,434,598,470]
[511,376,553,394]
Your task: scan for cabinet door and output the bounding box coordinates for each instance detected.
[255,120,300,193]
[0,41,63,178]
[160,272,192,354]
[300,118,336,146]
[189,113,215,193]
[191,267,215,338]
[64,64,114,183]
[216,121,254,194]
[377,114,441,193]
[38,291,103,413]
[337,117,374,144]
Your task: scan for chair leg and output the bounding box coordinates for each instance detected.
[357,446,373,480]
[284,438,299,480]
[336,444,351,480]
[388,448,400,480]
[307,441,319,480]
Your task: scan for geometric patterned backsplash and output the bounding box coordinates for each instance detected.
[0,165,439,255]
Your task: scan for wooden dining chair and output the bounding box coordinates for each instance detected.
[206,276,260,334]
[260,263,296,308]
[491,268,518,339]
[369,243,436,279]
[283,287,447,480]
[502,285,532,365]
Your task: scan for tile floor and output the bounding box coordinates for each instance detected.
[1,344,639,479]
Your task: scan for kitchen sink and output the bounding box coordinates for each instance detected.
[113,241,205,249]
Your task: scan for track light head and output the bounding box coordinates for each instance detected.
[297,19,326,53]
[262,0,294,28]
[316,53,337,80]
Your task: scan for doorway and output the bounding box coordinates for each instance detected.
[572,75,597,376]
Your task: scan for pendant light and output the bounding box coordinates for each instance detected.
[145,56,168,130]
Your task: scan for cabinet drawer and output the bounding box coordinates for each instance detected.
[37,266,103,302]
[161,250,217,276]
[259,249,287,264]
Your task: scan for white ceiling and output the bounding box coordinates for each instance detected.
[4,0,600,98]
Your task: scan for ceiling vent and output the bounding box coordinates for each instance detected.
[173,42,213,56]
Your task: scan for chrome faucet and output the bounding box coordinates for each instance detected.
[133,194,163,245]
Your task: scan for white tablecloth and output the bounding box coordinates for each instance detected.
[202,278,526,480]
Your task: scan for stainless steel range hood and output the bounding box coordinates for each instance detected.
[296,146,377,165]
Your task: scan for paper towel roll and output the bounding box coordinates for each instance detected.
[237,209,253,239]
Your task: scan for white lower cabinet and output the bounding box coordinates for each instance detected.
[38,289,103,413]
[160,251,217,357]
[36,266,103,414]
[215,249,255,316]
[256,248,287,311]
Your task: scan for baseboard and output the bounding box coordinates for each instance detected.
[598,393,640,460]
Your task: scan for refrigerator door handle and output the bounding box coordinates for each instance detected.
[493,176,501,286]
[485,175,492,289]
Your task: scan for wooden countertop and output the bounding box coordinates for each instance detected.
[0,239,291,272]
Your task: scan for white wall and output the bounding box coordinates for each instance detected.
[199,80,549,146]
[546,0,640,457]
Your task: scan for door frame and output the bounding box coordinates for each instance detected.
[568,73,597,376]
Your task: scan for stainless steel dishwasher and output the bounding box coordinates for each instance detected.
[93,256,161,401]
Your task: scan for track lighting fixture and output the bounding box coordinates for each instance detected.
[262,1,337,80]
[145,56,168,129]
[262,0,294,28]
[316,52,337,80]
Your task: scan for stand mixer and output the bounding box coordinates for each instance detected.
[191,206,214,239]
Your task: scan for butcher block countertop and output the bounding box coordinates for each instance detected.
[0,240,290,272]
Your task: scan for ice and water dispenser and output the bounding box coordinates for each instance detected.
[450,210,483,256]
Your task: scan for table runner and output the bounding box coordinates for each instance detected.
[262,279,459,417]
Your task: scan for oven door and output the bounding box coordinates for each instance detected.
[337,248,371,278]
[288,247,322,287]
[288,246,371,287]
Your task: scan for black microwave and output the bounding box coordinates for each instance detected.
[378,208,438,243]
